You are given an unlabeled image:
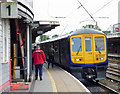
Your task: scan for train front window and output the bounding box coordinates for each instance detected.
[85,37,91,52]
[72,38,82,52]
[95,37,104,51]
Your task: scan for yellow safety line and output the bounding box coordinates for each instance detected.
[44,67,57,92]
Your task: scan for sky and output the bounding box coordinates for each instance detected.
[33,0,120,36]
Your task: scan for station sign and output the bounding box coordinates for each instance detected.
[115,28,119,32]
[1,2,18,18]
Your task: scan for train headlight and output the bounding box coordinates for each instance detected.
[76,59,79,61]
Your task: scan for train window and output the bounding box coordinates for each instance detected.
[72,38,82,52]
[85,38,91,52]
[95,37,104,51]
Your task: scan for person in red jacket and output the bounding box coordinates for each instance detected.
[32,45,46,80]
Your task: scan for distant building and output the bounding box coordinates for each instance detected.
[106,1,120,57]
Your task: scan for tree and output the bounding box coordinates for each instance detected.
[102,31,111,35]
[39,35,49,42]
[82,24,111,35]
[82,24,102,31]
[52,34,59,38]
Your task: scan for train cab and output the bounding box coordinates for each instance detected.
[69,28,108,80]
[70,31,107,65]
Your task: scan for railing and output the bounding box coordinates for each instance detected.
[10,57,27,82]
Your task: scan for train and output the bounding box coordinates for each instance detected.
[40,28,108,81]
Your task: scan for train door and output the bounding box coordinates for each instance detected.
[54,41,60,64]
[84,35,94,64]
[70,35,84,64]
[93,35,107,63]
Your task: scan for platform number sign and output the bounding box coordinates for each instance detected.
[1,2,18,18]
[6,5,11,16]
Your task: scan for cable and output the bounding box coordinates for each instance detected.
[65,5,82,18]
[77,0,97,28]
[77,0,96,22]
[58,3,84,36]
[56,1,88,22]
[93,0,114,15]
[60,24,68,36]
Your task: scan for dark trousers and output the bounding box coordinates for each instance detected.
[48,55,54,68]
[35,64,43,78]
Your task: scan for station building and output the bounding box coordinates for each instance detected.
[0,0,34,92]
[0,0,60,92]
[107,1,120,58]
[107,24,120,58]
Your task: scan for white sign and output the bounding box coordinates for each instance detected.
[1,2,18,18]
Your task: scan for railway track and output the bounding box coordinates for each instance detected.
[81,80,118,93]
[99,59,120,93]
[106,66,120,82]
[107,61,120,81]
[98,82,119,94]
[80,58,120,93]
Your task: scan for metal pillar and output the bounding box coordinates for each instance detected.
[27,24,30,81]
[27,24,32,81]
[29,25,32,77]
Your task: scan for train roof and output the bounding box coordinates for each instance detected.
[70,28,104,36]
[40,28,104,44]
[40,34,69,44]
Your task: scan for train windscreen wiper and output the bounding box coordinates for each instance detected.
[96,45,101,54]
[76,45,81,55]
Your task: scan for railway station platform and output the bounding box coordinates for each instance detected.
[10,63,90,93]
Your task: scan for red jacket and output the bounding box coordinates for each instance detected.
[32,49,46,65]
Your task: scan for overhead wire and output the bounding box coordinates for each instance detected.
[77,0,96,22]
[77,0,116,30]
[59,4,84,35]
[93,0,115,15]
[60,24,68,36]
[55,0,114,35]
[77,0,97,29]
[59,1,92,36]
[77,0,114,22]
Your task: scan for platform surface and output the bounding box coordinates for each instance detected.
[10,63,90,93]
[29,63,90,93]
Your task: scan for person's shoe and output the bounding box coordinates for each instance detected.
[40,77,42,80]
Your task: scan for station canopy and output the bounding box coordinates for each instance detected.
[32,20,60,43]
